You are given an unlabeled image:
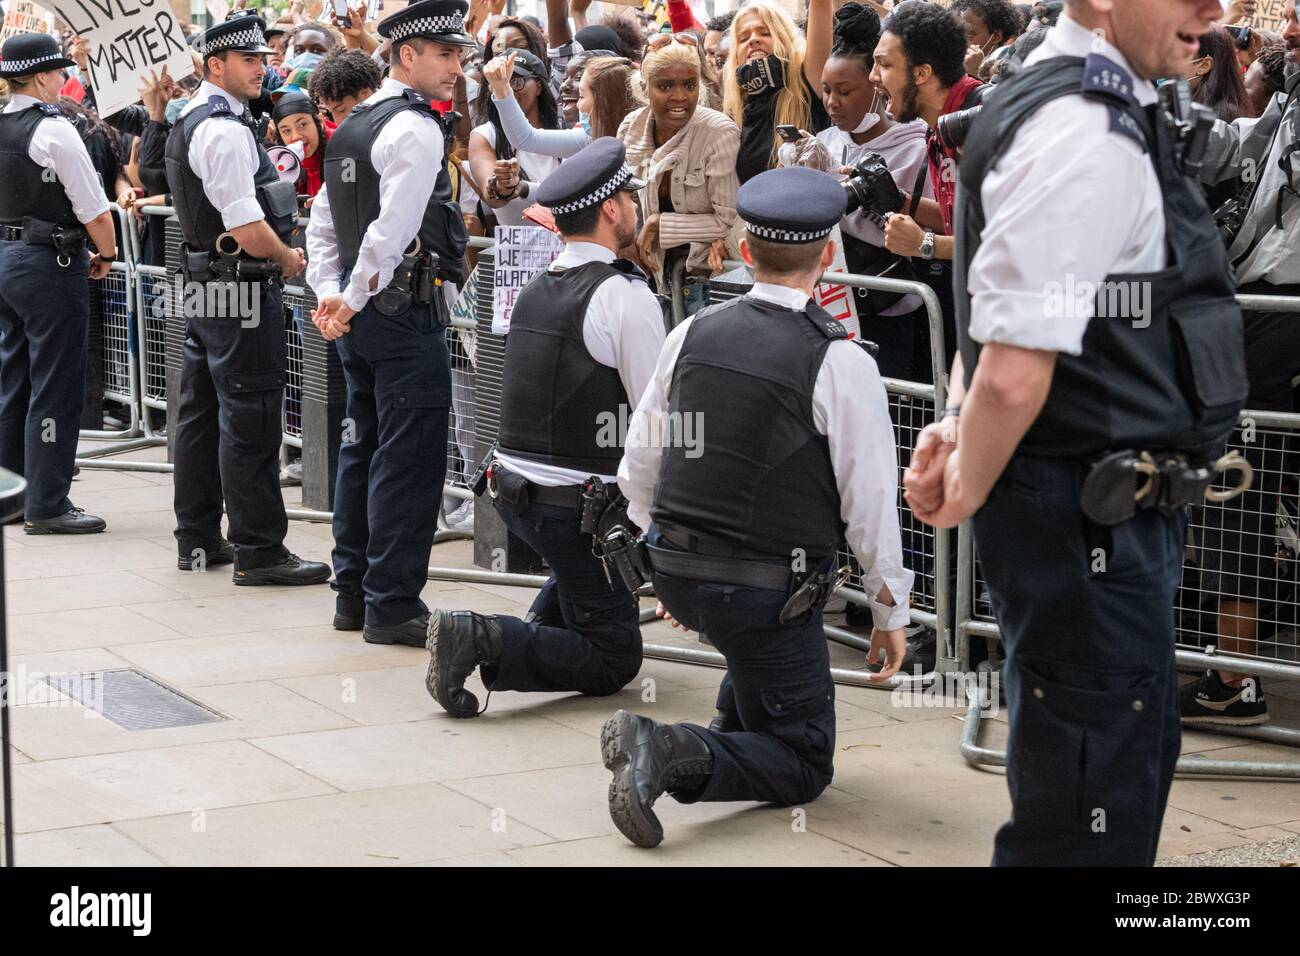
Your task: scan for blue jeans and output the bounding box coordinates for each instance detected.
[482,498,642,696]
[974,454,1185,866]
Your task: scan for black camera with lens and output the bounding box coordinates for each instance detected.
[842,151,905,224]
[936,105,983,154]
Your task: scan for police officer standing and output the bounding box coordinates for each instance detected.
[164,14,330,586]
[603,166,912,849]
[425,138,666,717]
[904,0,1247,865]
[0,32,116,535]
[306,0,474,645]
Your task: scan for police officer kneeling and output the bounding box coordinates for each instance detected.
[904,0,1249,866]
[164,15,329,586]
[307,0,473,645]
[0,33,117,534]
[604,166,913,849]
[425,138,666,717]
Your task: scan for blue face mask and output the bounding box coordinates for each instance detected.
[286,51,323,71]
[165,98,188,124]
[579,111,592,137]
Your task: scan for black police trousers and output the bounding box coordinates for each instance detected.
[652,556,837,807]
[331,298,449,627]
[481,498,642,696]
[974,454,1185,866]
[0,242,89,520]
[173,280,289,570]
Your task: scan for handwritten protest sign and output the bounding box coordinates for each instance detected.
[813,225,861,340]
[492,224,564,335]
[30,0,194,118]
[1,1,49,41]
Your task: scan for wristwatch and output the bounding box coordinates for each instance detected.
[918,231,936,260]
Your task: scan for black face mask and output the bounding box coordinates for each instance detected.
[735,54,787,95]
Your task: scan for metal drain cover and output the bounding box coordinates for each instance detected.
[44,670,224,730]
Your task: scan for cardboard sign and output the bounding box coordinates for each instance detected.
[31,0,195,118]
[813,225,861,340]
[1251,0,1288,31]
[491,224,563,335]
[1,1,49,41]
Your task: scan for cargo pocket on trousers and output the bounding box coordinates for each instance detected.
[224,368,286,445]
[760,677,836,764]
[1014,654,1157,823]
[390,386,451,461]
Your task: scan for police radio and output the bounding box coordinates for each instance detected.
[1158,79,1214,179]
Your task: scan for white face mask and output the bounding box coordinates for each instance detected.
[851,111,879,135]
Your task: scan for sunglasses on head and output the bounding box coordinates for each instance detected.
[646,32,700,52]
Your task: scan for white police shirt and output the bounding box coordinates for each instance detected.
[966,11,1166,356]
[3,95,109,224]
[306,76,446,313]
[617,282,914,631]
[495,240,666,488]
[182,81,265,232]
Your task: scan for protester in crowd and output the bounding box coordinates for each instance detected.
[486,52,634,159]
[307,48,382,124]
[1189,25,1250,123]
[267,23,290,75]
[871,2,980,262]
[618,33,739,295]
[1235,27,1282,71]
[723,0,833,184]
[470,48,561,226]
[287,21,337,71]
[272,92,333,200]
[817,2,931,381]
[705,11,735,74]
[952,0,1023,76]
[1244,42,1288,119]
[598,14,646,65]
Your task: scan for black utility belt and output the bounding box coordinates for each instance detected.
[182,246,280,283]
[369,250,446,319]
[1081,448,1253,527]
[2,219,87,253]
[646,543,793,592]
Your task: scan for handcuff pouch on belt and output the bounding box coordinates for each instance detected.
[484,459,531,515]
[602,525,652,592]
[22,217,87,263]
[373,245,445,322]
[1080,449,1253,527]
[779,559,852,624]
[182,236,281,284]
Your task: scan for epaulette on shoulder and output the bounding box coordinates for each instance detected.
[207,94,233,114]
[1080,53,1147,153]
[36,102,61,117]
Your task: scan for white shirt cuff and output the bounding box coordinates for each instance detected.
[343,281,372,314]
[869,595,911,632]
[968,288,1090,356]
[220,198,266,232]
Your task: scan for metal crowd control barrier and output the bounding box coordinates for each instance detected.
[81,206,143,443]
[957,293,1300,779]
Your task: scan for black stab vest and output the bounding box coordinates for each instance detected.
[320,92,466,281]
[0,105,79,227]
[954,56,1248,461]
[164,97,298,250]
[651,296,848,561]
[497,261,638,474]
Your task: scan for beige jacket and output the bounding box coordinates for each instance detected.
[617,105,741,277]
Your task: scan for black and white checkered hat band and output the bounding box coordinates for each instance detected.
[1,53,66,73]
[745,222,834,242]
[388,14,466,41]
[203,27,267,55]
[549,165,634,215]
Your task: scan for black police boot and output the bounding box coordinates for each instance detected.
[364,614,429,648]
[425,609,502,718]
[24,507,106,535]
[601,710,714,848]
[332,595,364,632]
[233,554,331,587]
[177,539,235,571]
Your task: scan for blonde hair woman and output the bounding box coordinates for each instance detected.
[617,34,740,290]
[722,0,833,183]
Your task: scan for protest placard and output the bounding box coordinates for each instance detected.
[813,225,861,340]
[492,224,564,335]
[1,1,49,41]
[30,0,195,118]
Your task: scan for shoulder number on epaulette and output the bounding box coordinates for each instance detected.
[1081,52,1135,106]
[208,94,232,113]
[37,102,61,117]
[1106,104,1148,151]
